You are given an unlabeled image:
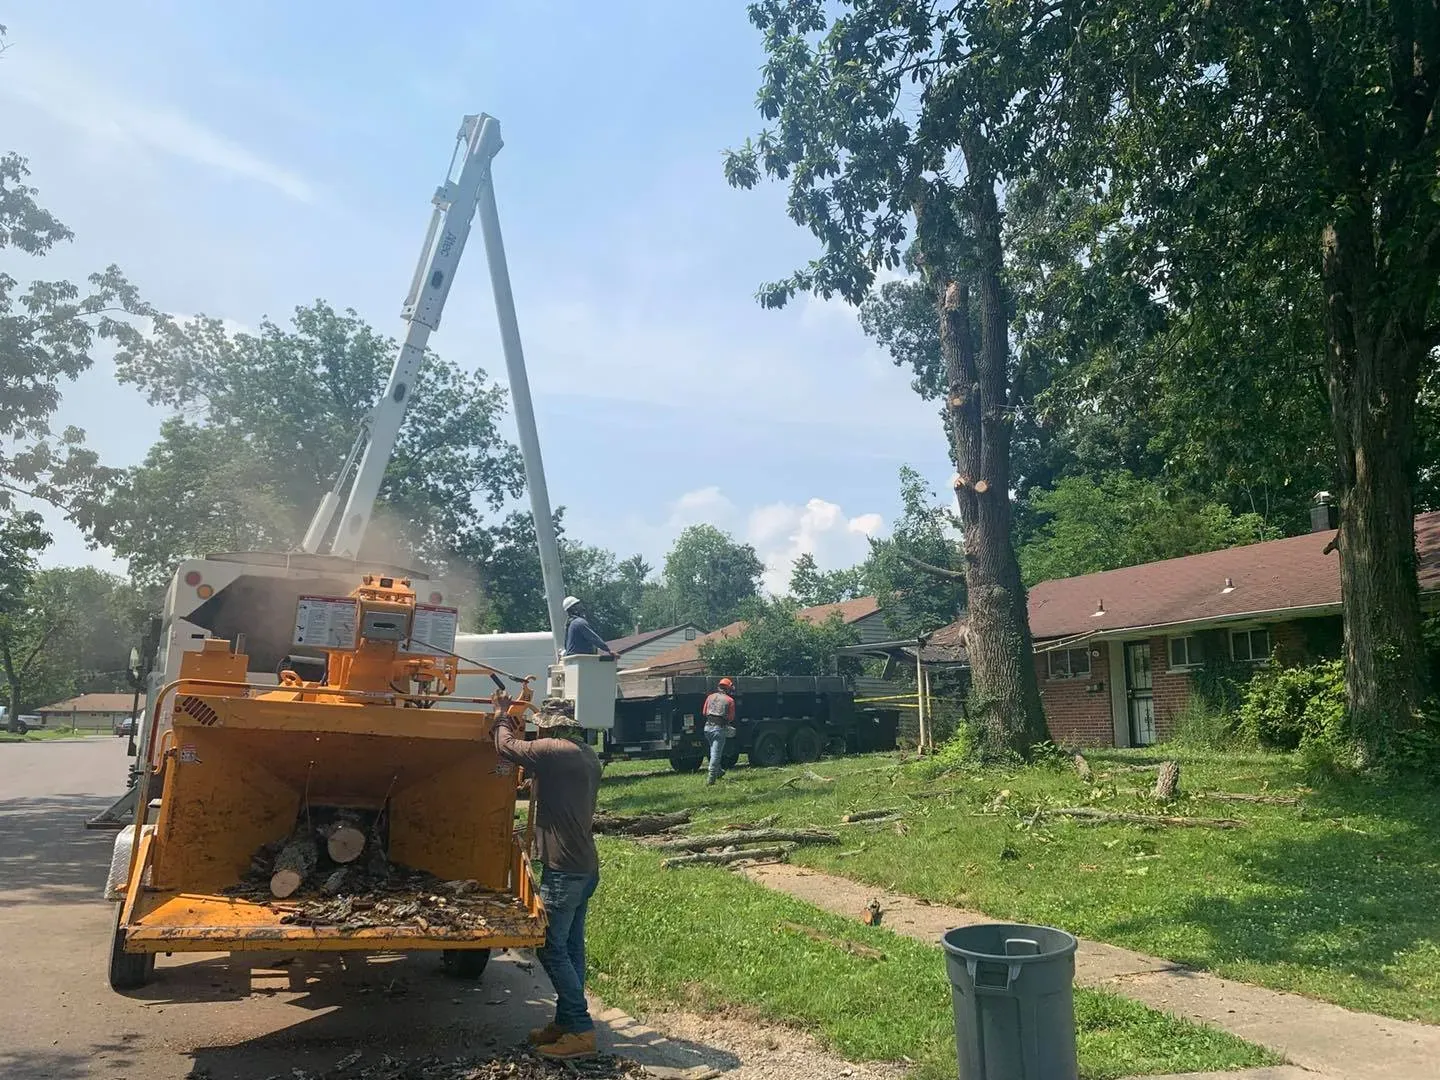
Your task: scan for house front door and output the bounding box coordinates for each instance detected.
[1124,641,1156,746]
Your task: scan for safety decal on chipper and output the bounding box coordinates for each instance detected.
[409,603,459,656]
[293,595,360,649]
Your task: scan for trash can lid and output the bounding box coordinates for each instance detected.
[942,922,1078,962]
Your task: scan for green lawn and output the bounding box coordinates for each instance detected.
[597,748,1440,1024]
[0,726,99,742]
[588,839,1277,1080]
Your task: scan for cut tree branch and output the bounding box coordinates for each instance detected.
[898,552,967,581]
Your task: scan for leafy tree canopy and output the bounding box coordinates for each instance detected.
[789,551,865,607]
[653,524,763,631]
[1017,472,1280,587]
[698,596,860,677]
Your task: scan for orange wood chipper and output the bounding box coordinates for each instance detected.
[108,574,546,990]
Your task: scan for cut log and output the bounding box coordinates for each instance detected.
[1044,807,1248,829]
[320,818,367,864]
[1074,754,1093,784]
[662,845,792,868]
[270,831,320,898]
[321,868,350,895]
[841,808,903,823]
[652,828,840,852]
[779,920,885,960]
[593,810,692,836]
[1153,761,1181,802]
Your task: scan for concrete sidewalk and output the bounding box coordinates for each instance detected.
[742,862,1440,1080]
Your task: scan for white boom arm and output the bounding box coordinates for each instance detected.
[301,114,568,657]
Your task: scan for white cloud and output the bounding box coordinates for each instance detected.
[0,48,318,204]
[746,497,885,594]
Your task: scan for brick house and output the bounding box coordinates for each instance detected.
[998,510,1440,746]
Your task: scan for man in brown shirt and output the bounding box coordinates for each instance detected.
[494,705,602,1060]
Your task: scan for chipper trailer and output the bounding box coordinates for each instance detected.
[103,112,607,989]
[108,574,547,989]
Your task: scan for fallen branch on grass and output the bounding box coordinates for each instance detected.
[1044,807,1249,829]
[652,828,840,852]
[1116,787,1300,807]
[840,808,903,823]
[661,845,793,868]
[722,813,780,831]
[593,810,692,836]
[776,770,834,789]
[838,814,903,827]
[778,920,885,960]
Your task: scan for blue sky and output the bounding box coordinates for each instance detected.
[3,0,951,593]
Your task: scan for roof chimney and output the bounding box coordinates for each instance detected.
[1222,577,1235,593]
[1311,491,1339,534]
[1091,598,1105,617]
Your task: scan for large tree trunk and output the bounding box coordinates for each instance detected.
[1320,214,1431,764]
[927,170,1048,758]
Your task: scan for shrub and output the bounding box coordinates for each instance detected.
[1236,659,1346,751]
[1170,696,1244,750]
[913,724,979,778]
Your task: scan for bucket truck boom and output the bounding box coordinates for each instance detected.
[301,114,568,657]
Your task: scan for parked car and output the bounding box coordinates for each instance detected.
[113,716,138,737]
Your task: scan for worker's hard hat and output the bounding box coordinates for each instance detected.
[718,677,734,690]
[562,596,581,612]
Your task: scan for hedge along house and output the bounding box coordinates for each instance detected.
[1006,508,1440,747]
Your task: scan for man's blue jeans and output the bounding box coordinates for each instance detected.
[704,724,728,782]
[538,867,599,1033]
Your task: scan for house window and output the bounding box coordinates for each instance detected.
[1169,635,1203,669]
[1231,628,1272,663]
[684,627,697,640]
[1047,647,1093,680]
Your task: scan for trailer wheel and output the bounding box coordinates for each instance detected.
[825,735,848,758]
[108,906,154,992]
[669,750,704,773]
[749,729,788,768]
[788,725,822,764]
[442,949,492,979]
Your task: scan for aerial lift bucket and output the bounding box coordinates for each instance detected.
[112,641,545,972]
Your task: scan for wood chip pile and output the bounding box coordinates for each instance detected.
[223,1047,645,1080]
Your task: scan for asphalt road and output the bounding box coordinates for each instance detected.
[0,739,704,1080]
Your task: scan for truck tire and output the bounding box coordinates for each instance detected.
[108,906,155,991]
[442,948,492,979]
[749,729,788,768]
[7,717,28,735]
[788,725,822,764]
[669,749,704,773]
[825,734,848,758]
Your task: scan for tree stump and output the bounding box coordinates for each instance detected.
[1074,753,1093,784]
[1153,760,1181,802]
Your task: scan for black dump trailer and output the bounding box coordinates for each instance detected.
[608,675,900,772]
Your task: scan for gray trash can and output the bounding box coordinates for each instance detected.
[941,922,1079,1080]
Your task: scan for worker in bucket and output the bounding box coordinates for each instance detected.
[561,595,619,661]
[494,703,603,1060]
[701,677,738,785]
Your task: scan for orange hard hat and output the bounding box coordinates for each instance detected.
[718,677,734,690]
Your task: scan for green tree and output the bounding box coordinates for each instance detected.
[0,514,72,725]
[860,467,966,639]
[93,302,525,585]
[41,566,152,694]
[1018,472,1279,586]
[1,147,160,514]
[655,524,764,631]
[698,597,860,676]
[725,0,1055,756]
[1058,0,1440,763]
[788,552,864,607]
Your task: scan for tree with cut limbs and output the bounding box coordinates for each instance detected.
[725,0,1051,755]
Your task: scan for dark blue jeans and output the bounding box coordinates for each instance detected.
[538,866,599,1033]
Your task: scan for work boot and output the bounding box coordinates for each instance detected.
[528,1022,564,1046]
[537,1030,597,1060]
